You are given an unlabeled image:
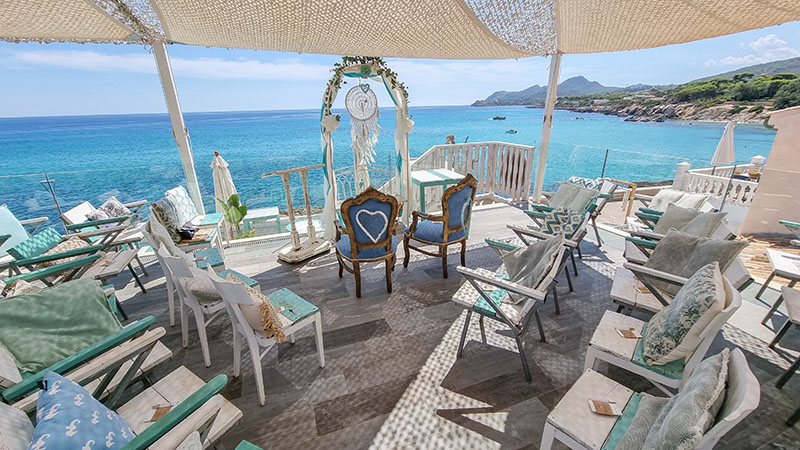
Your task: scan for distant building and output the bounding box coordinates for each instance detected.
[593,99,610,104]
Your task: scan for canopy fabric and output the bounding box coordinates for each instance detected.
[2,0,799,57]
[711,121,736,167]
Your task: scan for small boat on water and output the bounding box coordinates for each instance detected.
[491,116,506,120]
[506,129,517,134]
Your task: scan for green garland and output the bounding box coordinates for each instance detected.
[323,56,409,116]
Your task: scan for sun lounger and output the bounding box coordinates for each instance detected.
[0,205,48,274]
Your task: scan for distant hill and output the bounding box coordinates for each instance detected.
[473,56,800,107]
[472,76,667,106]
[693,57,800,82]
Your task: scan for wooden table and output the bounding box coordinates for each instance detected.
[243,206,281,233]
[410,168,465,213]
[756,249,800,306]
[83,249,146,294]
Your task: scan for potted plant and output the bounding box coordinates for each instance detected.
[216,194,254,239]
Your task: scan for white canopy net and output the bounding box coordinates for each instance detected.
[3,0,798,57]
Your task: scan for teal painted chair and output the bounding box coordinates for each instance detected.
[335,187,401,297]
[5,216,138,286]
[404,174,477,278]
[208,268,325,406]
[8,340,240,449]
[780,219,800,246]
[0,205,47,274]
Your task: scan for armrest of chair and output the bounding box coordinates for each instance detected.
[66,215,133,232]
[638,208,663,216]
[625,236,658,249]
[457,266,546,301]
[629,230,664,241]
[484,238,518,251]
[20,216,48,234]
[634,193,654,202]
[123,200,148,213]
[4,254,103,285]
[623,262,689,286]
[524,209,547,218]
[13,244,103,266]
[124,374,229,450]
[530,203,554,212]
[73,223,130,240]
[1,316,155,403]
[334,220,346,241]
[598,192,614,199]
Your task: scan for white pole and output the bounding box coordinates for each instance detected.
[152,40,206,215]
[532,52,562,202]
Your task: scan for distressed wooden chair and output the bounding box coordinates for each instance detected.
[208,268,325,406]
[335,187,400,298]
[8,330,240,450]
[541,348,759,450]
[0,204,47,274]
[404,174,477,278]
[586,263,741,395]
[451,234,567,381]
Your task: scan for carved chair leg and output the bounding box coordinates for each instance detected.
[385,257,393,293]
[354,262,362,298]
[337,258,343,278]
[460,240,467,266]
[403,236,410,268]
[442,246,449,278]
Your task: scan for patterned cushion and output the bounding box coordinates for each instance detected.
[0,399,34,450]
[336,235,398,260]
[567,176,604,190]
[7,228,63,260]
[150,199,183,244]
[86,209,114,228]
[166,186,199,226]
[652,204,702,234]
[501,234,563,303]
[226,273,286,342]
[642,263,724,366]
[186,275,222,303]
[38,236,91,268]
[540,207,584,239]
[97,197,131,218]
[615,393,670,450]
[408,220,465,243]
[643,349,729,449]
[29,371,134,450]
[1,279,43,298]
[643,230,747,297]
[0,204,30,258]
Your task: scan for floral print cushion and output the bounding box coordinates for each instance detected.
[166,186,199,226]
[642,262,724,366]
[97,196,131,218]
[150,199,183,244]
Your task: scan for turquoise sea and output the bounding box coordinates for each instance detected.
[0,106,776,228]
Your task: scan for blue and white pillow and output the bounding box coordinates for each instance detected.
[166,186,199,226]
[567,176,604,190]
[29,371,134,450]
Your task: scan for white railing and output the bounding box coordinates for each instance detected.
[335,164,396,203]
[684,164,758,206]
[410,141,536,209]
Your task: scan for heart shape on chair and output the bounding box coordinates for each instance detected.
[355,209,389,244]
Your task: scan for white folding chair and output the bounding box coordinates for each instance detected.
[207,268,325,406]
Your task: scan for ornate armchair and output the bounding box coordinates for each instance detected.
[335,187,401,298]
[403,174,477,278]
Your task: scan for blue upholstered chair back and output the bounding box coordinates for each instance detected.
[340,187,400,253]
[347,199,395,245]
[441,175,477,237]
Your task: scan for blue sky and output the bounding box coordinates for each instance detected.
[1,20,799,117]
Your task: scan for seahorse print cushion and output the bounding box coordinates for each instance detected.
[29,371,134,450]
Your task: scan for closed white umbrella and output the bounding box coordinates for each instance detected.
[711,121,736,169]
[211,151,237,213]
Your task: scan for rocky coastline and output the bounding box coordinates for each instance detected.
[557,101,771,125]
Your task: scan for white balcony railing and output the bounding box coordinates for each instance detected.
[684,164,758,206]
[409,141,536,210]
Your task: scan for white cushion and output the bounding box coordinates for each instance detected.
[0,400,34,450]
[61,201,96,225]
[0,345,22,388]
[674,192,711,210]
[648,189,685,211]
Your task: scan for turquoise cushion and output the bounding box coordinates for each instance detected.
[336,234,397,259]
[407,220,465,243]
[0,205,29,258]
[266,288,319,323]
[195,248,225,270]
[602,393,643,450]
[7,228,62,260]
[30,371,134,450]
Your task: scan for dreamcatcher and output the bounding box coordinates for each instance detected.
[345,81,380,166]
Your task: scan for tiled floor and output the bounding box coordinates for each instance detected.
[112,204,800,449]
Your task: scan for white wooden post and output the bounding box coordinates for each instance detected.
[672,162,691,190]
[533,53,562,202]
[152,41,205,215]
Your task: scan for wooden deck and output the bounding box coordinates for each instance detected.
[108,204,800,449]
